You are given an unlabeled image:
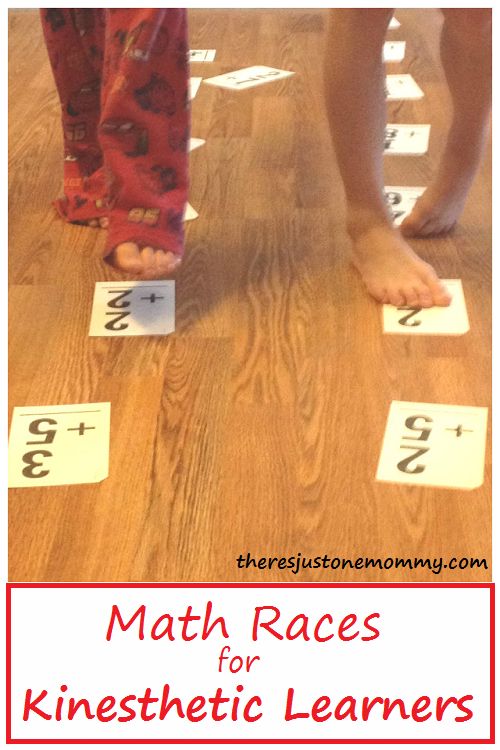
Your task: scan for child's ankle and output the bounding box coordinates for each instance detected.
[346,206,393,240]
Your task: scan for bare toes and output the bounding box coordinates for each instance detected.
[88,217,108,229]
[429,222,456,237]
[403,214,457,239]
[414,220,442,237]
[416,288,433,308]
[152,250,169,277]
[404,289,421,308]
[109,242,143,274]
[106,241,183,279]
[152,249,175,276]
[388,290,405,307]
[139,246,157,278]
[164,250,181,274]
[423,275,452,307]
[365,283,387,304]
[434,288,453,306]
[139,247,180,279]
[400,217,422,237]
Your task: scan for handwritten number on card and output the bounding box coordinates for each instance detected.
[26,418,57,445]
[403,415,433,441]
[22,449,52,478]
[398,414,433,474]
[107,290,132,308]
[392,210,406,221]
[233,71,281,85]
[104,289,133,330]
[397,446,430,474]
[384,128,398,149]
[397,307,423,327]
[105,312,131,331]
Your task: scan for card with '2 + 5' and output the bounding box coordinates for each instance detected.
[376,401,488,490]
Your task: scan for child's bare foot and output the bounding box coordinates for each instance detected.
[350,223,452,307]
[401,131,487,238]
[401,170,472,238]
[105,242,181,279]
[88,217,109,229]
[55,165,110,228]
[400,181,469,238]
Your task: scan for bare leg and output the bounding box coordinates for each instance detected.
[324,9,451,307]
[402,9,492,237]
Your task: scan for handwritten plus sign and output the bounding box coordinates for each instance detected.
[445,424,474,437]
[67,422,95,436]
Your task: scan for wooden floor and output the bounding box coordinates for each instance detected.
[9,10,491,582]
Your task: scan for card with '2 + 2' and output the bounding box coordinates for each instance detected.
[89,281,175,337]
[376,401,488,490]
[8,403,111,487]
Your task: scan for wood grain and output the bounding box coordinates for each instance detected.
[9,9,491,582]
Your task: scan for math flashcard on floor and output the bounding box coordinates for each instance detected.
[383,41,406,62]
[189,49,216,62]
[189,137,205,152]
[385,186,426,224]
[203,65,294,91]
[89,281,175,337]
[384,124,430,155]
[185,203,198,221]
[376,401,488,490]
[190,77,203,100]
[8,403,110,488]
[389,17,400,29]
[382,280,469,336]
[386,74,424,100]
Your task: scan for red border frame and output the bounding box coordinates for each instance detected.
[6,583,495,745]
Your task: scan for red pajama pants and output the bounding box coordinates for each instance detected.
[41,8,190,258]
